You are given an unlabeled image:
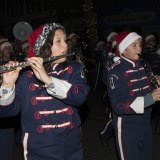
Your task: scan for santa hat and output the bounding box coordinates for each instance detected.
[114,32,141,56]
[27,23,64,58]
[107,32,118,43]
[145,34,155,42]
[0,38,8,44]
[111,40,116,48]
[0,41,12,51]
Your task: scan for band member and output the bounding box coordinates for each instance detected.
[0,23,90,160]
[142,34,160,133]
[0,39,15,160]
[18,41,30,62]
[0,40,13,65]
[106,31,160,160]
[142,33,160,75]
[99,32,118,145]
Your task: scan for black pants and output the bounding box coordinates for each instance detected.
[0,128,14,160]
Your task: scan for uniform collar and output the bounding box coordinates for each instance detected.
[121,55,137,67]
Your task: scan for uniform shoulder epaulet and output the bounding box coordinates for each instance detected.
[108,58,121,71]
[111,60,120,69]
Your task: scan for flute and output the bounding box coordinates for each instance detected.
[0,52,75,74]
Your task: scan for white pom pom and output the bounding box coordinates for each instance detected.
[108,52,112,56]
[113,56,120,62]
[112,40,116,48]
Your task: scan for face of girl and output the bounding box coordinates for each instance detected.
[51,29,68,64]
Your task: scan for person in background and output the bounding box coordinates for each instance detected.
[20,42,30,62]
[103,32,118,80]
[93,32,118,90]
[106,31,160,160]
[93,41,106,66]
[0,38,15,160]
[142,33,160,75]
[22,42,29,54]
[67,32,85,63]
[0,23,90,160]
[67,33,80,51]
[98,32,118,146]
[142,34,160,133]
[0,39,13,65]
[106,32,118,55]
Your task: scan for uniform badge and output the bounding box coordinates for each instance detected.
[109,74,119,89]
[81,68,87,79]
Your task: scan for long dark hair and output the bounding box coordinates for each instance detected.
[39,27,66,73]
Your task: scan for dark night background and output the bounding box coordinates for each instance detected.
[0,0,160,47]
[1,1,160,159]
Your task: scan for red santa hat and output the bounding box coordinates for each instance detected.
[107,32,118,43]
[27,23,64,57]
[27,24,44,57]
[114,32,141,56]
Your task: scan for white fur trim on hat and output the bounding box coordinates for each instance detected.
[112,40,116,48]
[0,42,12,51]
[34,23,64,55]
[113,56,121,62]
[119,32,141,54]
[145,34,155,42]
[0,38,8,44]
[107,32,117,42]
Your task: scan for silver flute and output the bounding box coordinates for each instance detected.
[0,52,75,74]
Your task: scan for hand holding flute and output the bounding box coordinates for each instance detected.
[27,57,52,85]
[2,61,22,88]
[1,52,75,87]
[0,52,75,74]
[2,56,54,88]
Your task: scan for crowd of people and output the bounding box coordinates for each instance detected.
[0,22,160,160]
